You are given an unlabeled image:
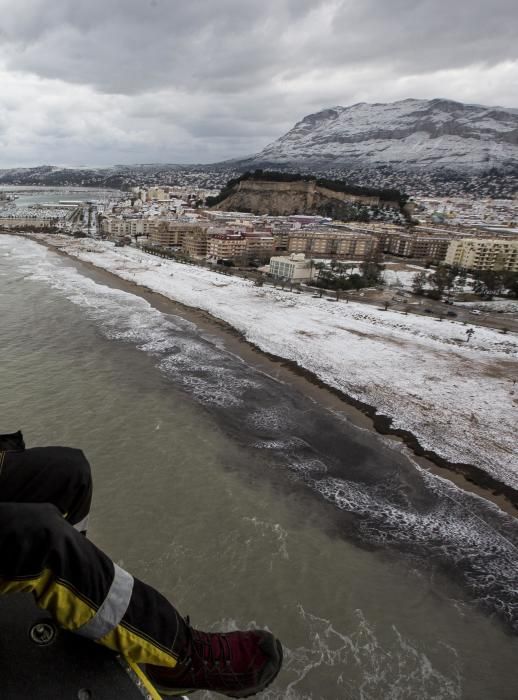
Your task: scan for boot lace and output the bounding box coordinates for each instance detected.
[185,617,232,671]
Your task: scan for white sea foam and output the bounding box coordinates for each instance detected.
[6,235,257,410]
[202,606,461,700]
[247,407,290,432]
[244,517,289,562]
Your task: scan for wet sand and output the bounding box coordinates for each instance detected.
[25,234,518,516]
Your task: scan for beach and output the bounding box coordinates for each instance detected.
[17,232,518,511]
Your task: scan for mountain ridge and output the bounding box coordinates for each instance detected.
[244,98,518,172]
[1,99,517,196]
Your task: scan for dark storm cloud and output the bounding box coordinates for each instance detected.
[0,0,313,94]
[1,0,516,93]
[0,0,516,165]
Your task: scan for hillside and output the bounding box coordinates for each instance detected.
[2,98,517,198]
[208,171,408,220]
[0,164,227,190]
[245,98,518,173]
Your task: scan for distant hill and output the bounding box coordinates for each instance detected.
[207,171,409,222]
[241,98,518,173]
[0,164,186,189]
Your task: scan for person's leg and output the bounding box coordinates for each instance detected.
[0,436,283,695]
[0,502,282,697]
[0,445,92,533]
[0,502,186,667]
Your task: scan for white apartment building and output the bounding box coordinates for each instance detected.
[445,238,518,271]
[146,187,168,201]
[268,254,315,282]
[101,217,161,238]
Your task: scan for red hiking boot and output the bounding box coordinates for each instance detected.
[145,621,283,698]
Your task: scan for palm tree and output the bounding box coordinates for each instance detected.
[314,261,326,280]
[308,257,315,281]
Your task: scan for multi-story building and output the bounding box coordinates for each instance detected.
[0,216,58,230]
[270,223,292,251]
[150,222,207,247]
[287,231,378,260]
[182,228,210,259]
[243,233,275,262]
[102,217,160,238]
[146,187,168,201]
[383,232,450,261]
[445,238,518,271]
[268,254,315,282]
[207,233,246,262]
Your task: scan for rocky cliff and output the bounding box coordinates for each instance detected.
[209,173,406,219]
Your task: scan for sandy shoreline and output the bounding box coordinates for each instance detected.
[20,232,518,516]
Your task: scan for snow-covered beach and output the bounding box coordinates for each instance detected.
[19,234,518,494]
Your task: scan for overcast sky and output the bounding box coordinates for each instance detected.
[0,0,516,167]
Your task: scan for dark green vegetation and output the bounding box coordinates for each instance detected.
[308,258,384,296]
[471,269,518,299]
[412,265,518,300]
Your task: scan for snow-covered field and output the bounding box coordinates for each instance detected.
[382,267,424,288]
[26,235,518,489]
[456,299,518,313]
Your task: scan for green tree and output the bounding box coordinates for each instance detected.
[429,265,456,297]
[412,271,428,295]
[502,271,518,298]
[472,270,504,298]
[314,262,327,281]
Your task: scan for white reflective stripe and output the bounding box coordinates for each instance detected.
[72,514,90,533]
[76,564,134,640]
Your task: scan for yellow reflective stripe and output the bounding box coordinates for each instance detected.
[0,570,96,630]
[0,572,178,667]
[0,573,49,596]
[99,623,178,667]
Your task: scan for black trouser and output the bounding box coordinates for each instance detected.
[0,443,186,666]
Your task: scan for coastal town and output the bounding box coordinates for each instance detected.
[1,175,517,492]
[1,178,517,316]
[1,179,517,278]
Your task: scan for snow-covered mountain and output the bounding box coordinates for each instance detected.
[249,98,518,172]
